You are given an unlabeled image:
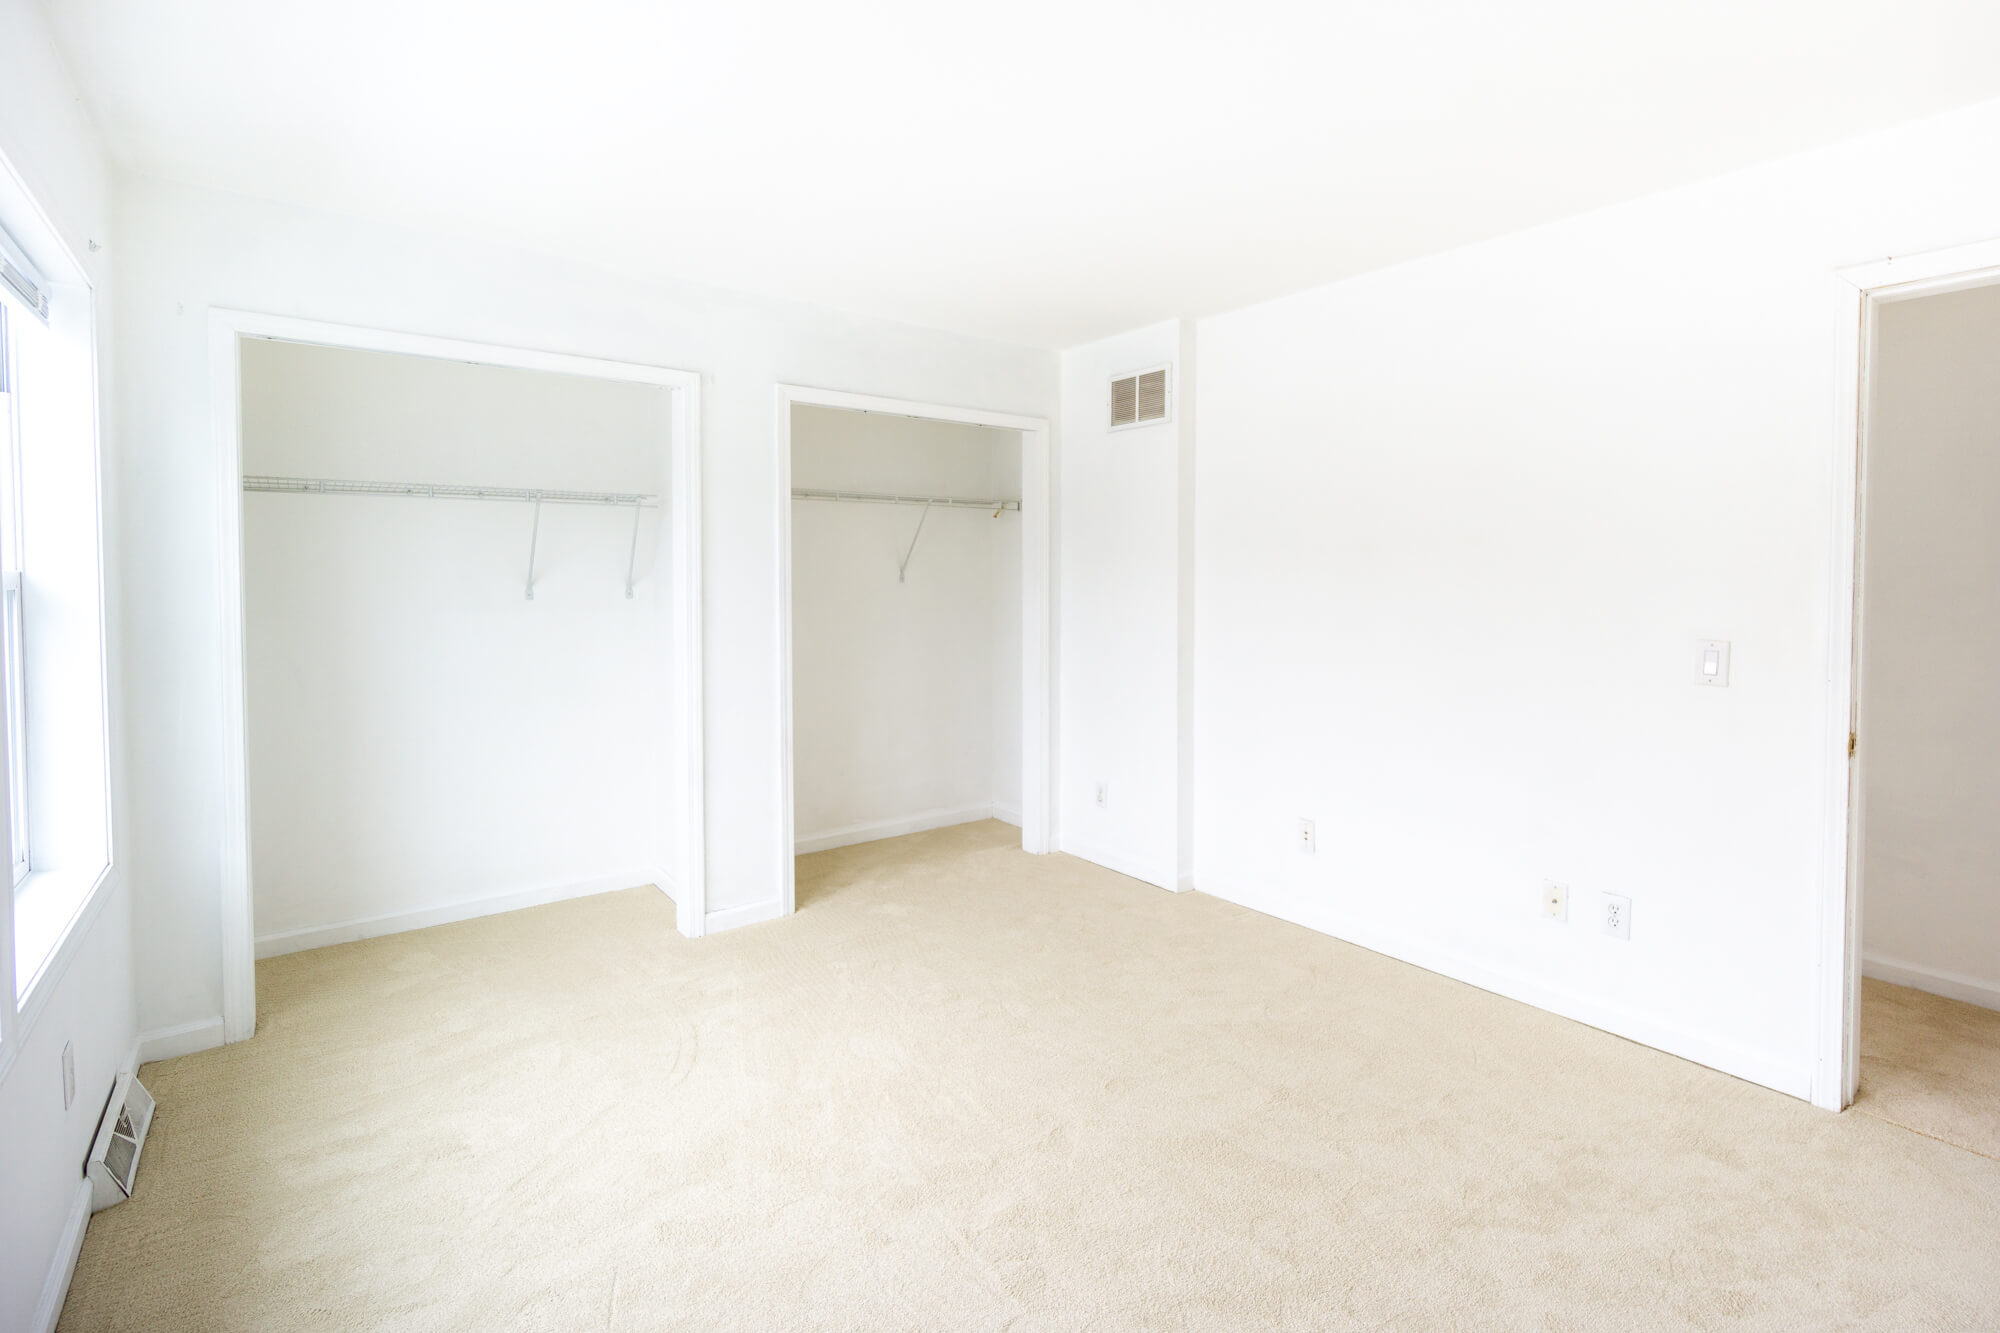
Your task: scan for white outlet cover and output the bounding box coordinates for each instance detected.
[1543,881,1567,920]
[1095,782,1108,806]
[1600,892,1632,939]
[1298,818,1316,854]
[1696,638,1731,687]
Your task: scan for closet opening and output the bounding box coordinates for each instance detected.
[774,388,1054,920]
[211,313,704,1042]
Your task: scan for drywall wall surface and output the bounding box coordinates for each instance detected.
[790,407,1020,844]
[1058,321,1184,888]
[112,178,1055,1031]
[1860,282,2000,1008]
[1193,95,2000,1100]
[240,339,673,945]
[0,5,137,1331]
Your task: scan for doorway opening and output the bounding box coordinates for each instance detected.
[773,387,1053,922]
[211,312,704,1042]
[1843,274,2000,1150]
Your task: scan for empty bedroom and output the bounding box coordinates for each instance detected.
[2,1,1998,1329]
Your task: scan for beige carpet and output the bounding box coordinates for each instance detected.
[1855,977,2000,1160]
[61,821,2000,1331]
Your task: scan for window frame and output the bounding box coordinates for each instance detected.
[0,299,26,889]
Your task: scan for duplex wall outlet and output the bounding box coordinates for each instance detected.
[1095,782,1108,807]
[61,1041,75,1110]
[1543,881,1567,920]
[1297,818,1316,854]
[1600,892,1632,940]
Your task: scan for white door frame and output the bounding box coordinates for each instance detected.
[773,385,1054,916]
[1815,235,2000,1110]
[209,310,706,1044]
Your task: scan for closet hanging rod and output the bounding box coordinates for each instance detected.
[243,475,658,508]
[791,487,1019,511]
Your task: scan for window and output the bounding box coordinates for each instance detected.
[0,302,24,888]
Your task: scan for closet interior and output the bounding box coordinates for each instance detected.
[239,337,677,956]
[790,404,1024,859]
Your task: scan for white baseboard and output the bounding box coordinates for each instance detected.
[31,1179,90,1333]
[1864,953,2000,1012]
[1059,836,1174,892]
[992,804,1023,829]
[704,899,785,934]
[135,1016,226,1066]
[1203,874,1814,1103]
[794,802,1000,855]
[254,869,665,958]
[1175,870,1195,894]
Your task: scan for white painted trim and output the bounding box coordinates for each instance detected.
[991,803,1022,829]
[1818,234,2000,1111]
[773,385,1057,923]
[136,1016,226,1064]
[254,870,665,958]
[704,899,785,934]
[207,310,708,1042]
[10,864,116,1051]
[1059,837,1173,892]
[795,802,1000,855]
[1175,872,1195,894]
[1863,953,2000,1013]
[1212,876,1814,1101]
[30,1179,90,1333]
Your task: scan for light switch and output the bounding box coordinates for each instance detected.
[1696,639,1730,687]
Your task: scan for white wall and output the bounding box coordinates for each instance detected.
[0,2,137,1329]
[789,406,1020,848]
[240,339,674,951]
[1860,281,2000,1011]
[1190,96,2000,1102]
[113,177,1056,1033]
[1057,321,1194,889]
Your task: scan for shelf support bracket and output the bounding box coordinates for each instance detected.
[624,497,641,599]
[897,501,932,584]
[525,493,542,600]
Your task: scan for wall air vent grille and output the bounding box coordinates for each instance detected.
[1109,366,1170,429]
[87,1071,157,1212]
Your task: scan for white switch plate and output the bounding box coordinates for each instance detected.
[1543,881,1567,920]
[1696,638,1731,687]
[1600,892,1632,939]
[1298,818,1316,854]
[61,1041,75,1110]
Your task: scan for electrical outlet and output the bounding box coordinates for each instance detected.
[1600,892,1632,940]
[1095,782,1108,807]
[1543,881,1567,920]
[61,1041,75,1110]
[1297,818,1316,854]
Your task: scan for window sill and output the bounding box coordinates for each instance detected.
[14,862,110,1014]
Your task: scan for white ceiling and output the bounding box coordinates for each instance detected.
[40,0,2000,348]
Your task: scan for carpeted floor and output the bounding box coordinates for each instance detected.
[1855,977,2000,1160]
[60,821,2000,1330]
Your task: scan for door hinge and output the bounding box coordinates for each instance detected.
[1848,731,1857,758]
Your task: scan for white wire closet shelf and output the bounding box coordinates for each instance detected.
[790,487,1020,511]
[242,473,659,600]
[243,474,656,507]
[790,487,1020,583]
